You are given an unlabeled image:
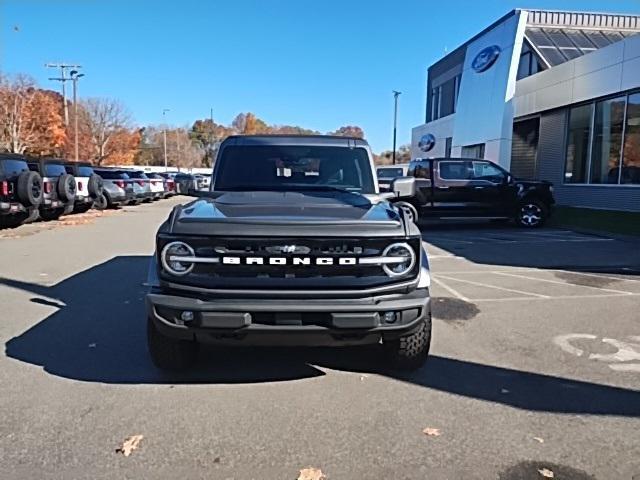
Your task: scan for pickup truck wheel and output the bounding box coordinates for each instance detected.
[516,200,547,228]
[385,315,431,370]
[147,317,198,371]
[395,201,418,223]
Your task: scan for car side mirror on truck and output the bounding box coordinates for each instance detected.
[390,176,416,199]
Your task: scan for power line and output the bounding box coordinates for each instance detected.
[45,63,82,126]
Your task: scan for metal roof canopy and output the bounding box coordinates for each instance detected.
[524,9,640,67]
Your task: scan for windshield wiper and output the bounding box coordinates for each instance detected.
[220,184,359,193]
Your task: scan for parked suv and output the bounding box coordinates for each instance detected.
[28,158,76,221]
[93,168,136,208]
[0,153,43,228]
[64,162,104,213]
[149,172,175,198]
[376,163,410,191]
[146,135,431,372]
[126,170,153,202]
[395,157,555,227]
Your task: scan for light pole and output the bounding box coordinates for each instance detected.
[392,90,401,165]
[162,109,170,171]
[70,70,84,162]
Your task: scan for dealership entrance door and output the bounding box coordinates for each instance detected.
[511,118,540,179]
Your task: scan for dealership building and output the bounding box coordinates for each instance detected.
[412,9,640,211]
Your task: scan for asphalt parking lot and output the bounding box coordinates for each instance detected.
[1,198,639,479]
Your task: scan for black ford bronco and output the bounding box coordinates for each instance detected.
[146,135,432,371]
[0,153,43,228]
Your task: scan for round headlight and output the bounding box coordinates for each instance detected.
[382,242,416,277]
[161,241,195,276]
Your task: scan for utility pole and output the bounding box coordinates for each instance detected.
[70,70,85,161]
[45,63,81,126]
[392,90,401,165]
[162,109,170,171]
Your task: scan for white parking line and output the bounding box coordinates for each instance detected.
[475,293,639,302]
[493,271,635,295]
[431,276,471,302]
[436,274,550,298]
[550,270,640,284]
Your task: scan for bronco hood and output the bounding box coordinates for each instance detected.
[165,191,407,238]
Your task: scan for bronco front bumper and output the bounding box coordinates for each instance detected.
[146,288,430,346]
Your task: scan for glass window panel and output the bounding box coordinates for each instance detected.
[602,31,624,44]
[590,97,626,184]
[561,48,582,60]
[517,52,532,80]
[565,104,592,183]
[582,31,611,48]
[526,28,554,47]
[544,28,574,48]
[538,47,566,66]
[564,30,596,49]
[439,78,456,118]
[622,93,640,185]
[471,161,505,183]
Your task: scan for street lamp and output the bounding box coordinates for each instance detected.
[162,109,170,171]
[70,70,85,162]
[392,90,401,165]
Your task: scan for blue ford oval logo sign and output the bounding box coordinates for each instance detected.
[472,45,501,73]
[418,134,436,152]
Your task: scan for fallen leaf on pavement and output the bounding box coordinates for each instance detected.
[116,435,144,457]
[538,467,554,478]
[533,436,544,443]
[297,467,326,480]
[422,427,441,436]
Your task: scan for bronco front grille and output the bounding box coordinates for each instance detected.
[157,236,421,290]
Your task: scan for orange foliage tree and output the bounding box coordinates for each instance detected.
[0,74,67,155]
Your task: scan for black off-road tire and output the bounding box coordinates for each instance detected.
[73,203,92,214]
[16,171,43,207]
[0,213,28,229]
[57,174,77,203]
[147,316,198,371]
[88,174,104,199]
[39,208,64,222]
[385,315,432,371]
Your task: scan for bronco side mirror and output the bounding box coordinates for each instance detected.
[390,176,416,198]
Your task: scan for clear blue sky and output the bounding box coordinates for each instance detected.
[2,0,638,153]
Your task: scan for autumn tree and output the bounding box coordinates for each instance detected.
[79,97,133,165]
[375,144,411,166]
[135,126,205,169]
[0,74,66,155]
[328,125,365,139]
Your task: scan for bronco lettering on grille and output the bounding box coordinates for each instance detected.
[221,256,358,266]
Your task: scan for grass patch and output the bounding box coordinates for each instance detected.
[550,206,640,236]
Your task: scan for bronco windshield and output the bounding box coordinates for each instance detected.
[214,145,376,193]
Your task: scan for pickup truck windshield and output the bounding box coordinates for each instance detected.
[214,145,376,193]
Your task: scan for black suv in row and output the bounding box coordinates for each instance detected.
[387,158,555,228]
[0,154,43,228]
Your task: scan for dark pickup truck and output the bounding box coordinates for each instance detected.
[146,135,432,372]
[387,157,555,227]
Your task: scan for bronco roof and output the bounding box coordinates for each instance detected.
[221,135,370,148]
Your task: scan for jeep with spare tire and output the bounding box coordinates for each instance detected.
[28,158,77,222]
[64,162,104,213]
[0,153,43,228]
[146,135,432,371]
